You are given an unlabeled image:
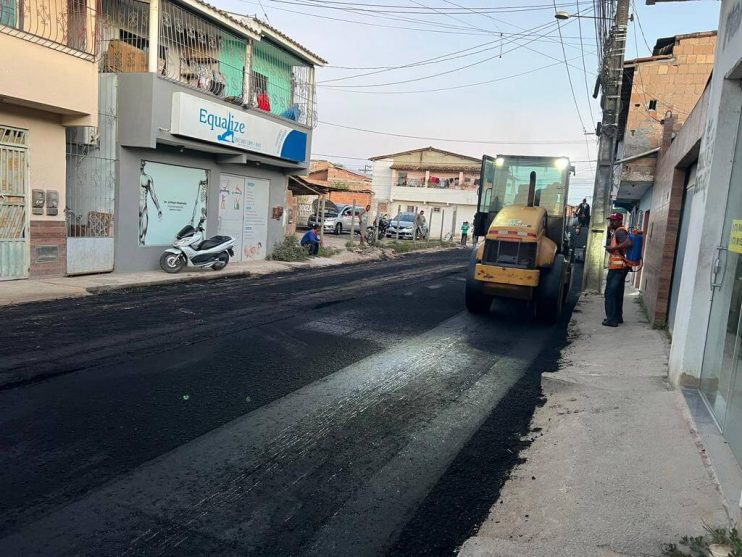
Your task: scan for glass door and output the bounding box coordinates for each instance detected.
[700,116,742,462]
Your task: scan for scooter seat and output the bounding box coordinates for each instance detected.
[198,236,231,250]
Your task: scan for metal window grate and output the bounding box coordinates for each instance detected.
[65,75,117,238]
[0,0,98,58]
[159,0,247,103]
[482,239,537,268]
[98,0,150,73]
[0,126,29,147]
[249,39,315,127]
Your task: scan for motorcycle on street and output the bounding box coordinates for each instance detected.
[365,214,390,247]
[159,216,236,273]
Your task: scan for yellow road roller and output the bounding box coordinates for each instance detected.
[466,155,574,321]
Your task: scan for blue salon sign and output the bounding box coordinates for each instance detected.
[170,92,307,162]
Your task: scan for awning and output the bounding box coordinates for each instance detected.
[288,176,373,196]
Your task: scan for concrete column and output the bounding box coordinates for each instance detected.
[243,40,253,106]
[425,170,430,187]
[458,171,464,188]
[148,0,160,73]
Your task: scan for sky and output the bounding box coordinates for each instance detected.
[214,0,721,203]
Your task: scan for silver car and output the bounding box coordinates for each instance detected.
[324,204,364,235]
[386,212,427,240]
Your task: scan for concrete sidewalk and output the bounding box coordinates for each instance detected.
[0,249,386,307]
[460,287,733,557]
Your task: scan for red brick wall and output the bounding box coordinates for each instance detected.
[29,220,66,278]
[623,34,716,158]
[328,191,372,207]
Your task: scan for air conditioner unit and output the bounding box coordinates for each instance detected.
[66,126,99,146]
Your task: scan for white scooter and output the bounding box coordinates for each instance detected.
[159,216,235,274]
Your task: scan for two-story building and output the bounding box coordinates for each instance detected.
[69,0,324,273]
[611,31,716,294]
[370,147,481,239]
[613,32,716,224]
[0,0,99,279]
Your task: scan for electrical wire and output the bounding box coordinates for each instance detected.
[318,58,576,94]
[576,0,597,131]
[317,121,593,144]
[552,0,595,170]
[318,13,595,89]
[631,0,653,54]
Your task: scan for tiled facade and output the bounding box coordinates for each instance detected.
[29,221,67,278]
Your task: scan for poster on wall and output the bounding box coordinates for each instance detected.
[218,174,246,259]
[138,161,208,247]
[242,178,269,260]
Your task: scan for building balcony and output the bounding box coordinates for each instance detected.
[0,0,98,123]
[612,151,658,205]
[115,71,312,168]
[97,0,316,128]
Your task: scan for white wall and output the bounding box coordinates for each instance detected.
[668,0,742,385]
[371,159,393,202]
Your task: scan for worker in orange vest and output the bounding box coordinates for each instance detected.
[603,212,633,327]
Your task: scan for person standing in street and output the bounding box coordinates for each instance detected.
[359,204,371,246]
[415,210,426,240]
[603,212,633,327]
[460,221,470,246]
[576,198,591,228]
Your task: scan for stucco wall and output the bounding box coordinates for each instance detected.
[0,105,67,223]
[668,0,742,385]
[0,34,97,126]
[115,145,289,273]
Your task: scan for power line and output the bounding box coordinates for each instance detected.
[319,58,575,94]
[312,153,598,164]
[552,0,594,170]
[631,0,653,54]
[576,0,597,131]
[318,120,594,144]
[318,15,592,89]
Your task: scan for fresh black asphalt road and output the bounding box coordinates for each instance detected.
[0,248,580,556]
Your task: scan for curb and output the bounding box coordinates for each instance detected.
[83,266,259,294]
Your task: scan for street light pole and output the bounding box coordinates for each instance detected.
[582,0,631,292]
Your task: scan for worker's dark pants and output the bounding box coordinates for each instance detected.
[302,241,319,255]
[461,234,468,246]
[605,268,630,323]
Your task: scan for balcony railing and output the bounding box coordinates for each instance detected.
[247,39,315,127]
[159,0,247,103]
[0,0,97,58]
[97,0,315,127]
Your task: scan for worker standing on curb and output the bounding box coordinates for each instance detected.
[603,212,632,327]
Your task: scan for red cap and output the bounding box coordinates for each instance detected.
[607,212,623,221]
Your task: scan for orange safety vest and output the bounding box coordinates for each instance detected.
[608,226,630,270]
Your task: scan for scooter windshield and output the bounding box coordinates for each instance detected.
[176,225,196,240]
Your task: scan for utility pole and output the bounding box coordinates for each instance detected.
[582,0,630,292]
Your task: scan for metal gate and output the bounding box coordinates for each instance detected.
[0,126,29,280]
[65,75,117,275]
